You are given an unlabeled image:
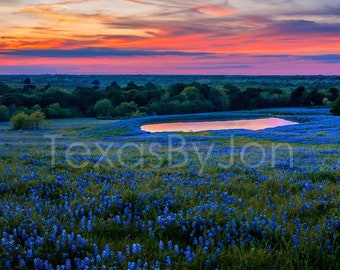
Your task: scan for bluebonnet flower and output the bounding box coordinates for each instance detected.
[65,259,72,270]
[132,244,138,254]
[87,220,92,232]
[136,243,142,253]
[292,235,299,250]
[93,244,99,256]
[159,240,164,251]
[102,245,112,261]
[167,241,172,250]
[185,250,192,263]
[166,256,172,267]
[96,255,101,264]
[118,251,124,263]
[127,261,136,270]
[174,245,180,254]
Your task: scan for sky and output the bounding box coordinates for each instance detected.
[0,0,340,75]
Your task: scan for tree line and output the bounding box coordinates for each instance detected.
[0,78,339,123]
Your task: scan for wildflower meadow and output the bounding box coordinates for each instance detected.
[0,108,339,269]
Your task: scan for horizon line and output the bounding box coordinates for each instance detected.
[1,74,340,76]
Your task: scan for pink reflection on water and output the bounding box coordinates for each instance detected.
[141,118,298,133]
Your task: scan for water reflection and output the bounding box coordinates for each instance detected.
[141,117,298,133]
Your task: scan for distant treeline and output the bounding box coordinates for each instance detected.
[0,77,340,121]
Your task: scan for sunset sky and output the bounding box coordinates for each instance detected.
[1,0,340,74]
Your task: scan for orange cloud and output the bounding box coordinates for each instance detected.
[20,6,80,24]
[193,4,234,16]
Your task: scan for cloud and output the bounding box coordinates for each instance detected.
[1,52,340,75]
[180,64,253,70]
[233,53,340,64]
[0,47,212,57]
[300,54,340,63]
[276,1,340,17]
[0,65,68,74]
[267,20,340,35]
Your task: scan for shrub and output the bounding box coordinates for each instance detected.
[31,104,42,113]
[0,105,10,122]
[46,103,72,118]
[30,110,45,129]
[10,110,45,130]
[330,96,340,115]
[10,112,30,129]
[112,101,138,117]
[94,98,113,117]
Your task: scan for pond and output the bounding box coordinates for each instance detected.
[141,117,298,133]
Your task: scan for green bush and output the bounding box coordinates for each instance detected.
[94,98,113,117]
[330,96,340,115]
[31,104,42,113]
[46,103,72,118]
[112,101,138,117]
[0,105,10,122]
[10,110,45,130]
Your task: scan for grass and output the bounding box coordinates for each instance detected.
[0,108,339,269]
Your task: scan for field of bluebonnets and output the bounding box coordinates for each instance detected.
[0,107,339,269]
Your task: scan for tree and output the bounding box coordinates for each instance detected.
[243,88,263,109]
[178,99,213,114]
[91,80,100,89]
[305,89,325,106]
[94,98,113,117]
[46,103,72,119]
[207,87,222,110]
[23,77,32,85]
[330,96,340,115]
[112,101,138,117]
[192,82,210,98]
[91,79,100,86]
[0,82,11,95]
[220,89,230,111]
[1,93,27,107]
[23,77,36,92]
[31,104,42,113]
[329,88,338,102]
[144,82,157,91]
[110,81,120,88]
[0,105,10,122]
[105,83,122,105]
[223,84,244,110]
[73,87,104,113]
[167,83,186,97]
[125,81,138,91]
[180,86,203,101]
[290,86,305,107]
[41,88,79,108]
[133,91,150,106]
[43,83,52,91]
